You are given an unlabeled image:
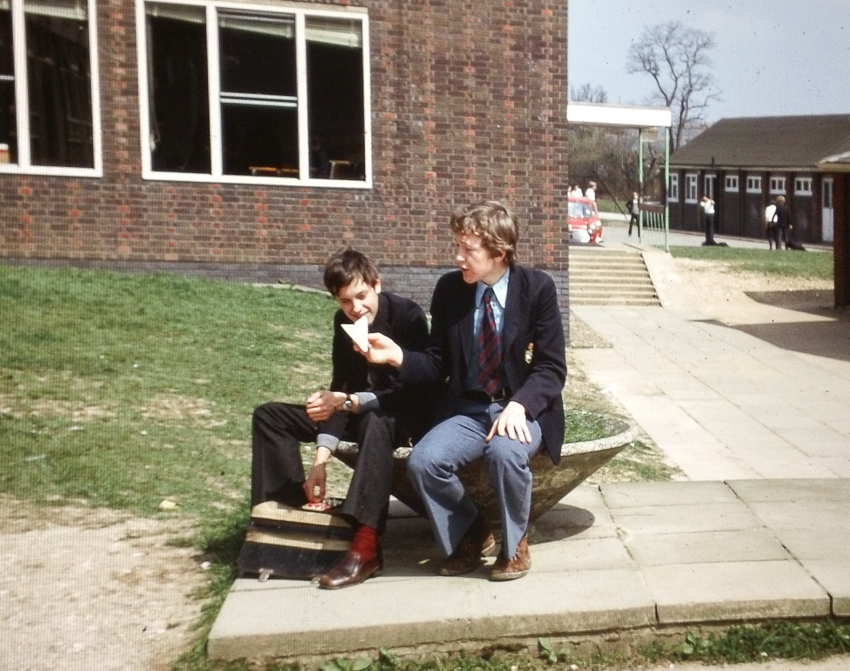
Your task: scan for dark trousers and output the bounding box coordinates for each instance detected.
[251,402,409,531]
[769,224,784,250]
[704,214,716,244]
[628,213,638,235]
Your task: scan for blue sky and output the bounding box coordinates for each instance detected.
[568,0,850,121]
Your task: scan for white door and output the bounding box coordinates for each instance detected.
[822,177,834,243]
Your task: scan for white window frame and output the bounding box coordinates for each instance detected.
[704,174,716,200]
[769,175,786,194]
[135,0,372,188]
[746,175,762,194]
[685,173,698,203]
[0,0,103,176]
[795,176,813,195]
[668,173,679,202]
[725,175,739,192]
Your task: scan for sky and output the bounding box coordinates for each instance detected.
[568,0,850,122]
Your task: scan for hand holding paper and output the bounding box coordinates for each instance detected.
[341,315,370,352]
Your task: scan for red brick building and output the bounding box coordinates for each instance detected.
[0,0,570,310]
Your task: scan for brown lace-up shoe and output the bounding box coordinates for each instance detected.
[439,516,496,576]
[488,535,530,581]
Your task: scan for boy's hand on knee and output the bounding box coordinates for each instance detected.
[486,401,531,443]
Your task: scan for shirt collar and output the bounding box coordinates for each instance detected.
[476,268,510,309]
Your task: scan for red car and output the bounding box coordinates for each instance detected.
[568,196,603,244]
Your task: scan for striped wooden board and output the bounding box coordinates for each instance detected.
[237,500,354,581]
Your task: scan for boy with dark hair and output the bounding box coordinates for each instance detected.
[251,249,433,589]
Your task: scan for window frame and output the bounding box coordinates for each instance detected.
[0,0,103,176]
[668,173,679,202]
[795,176,813,196]
[769,175,786,194]
[704,173,716,200]
[746,175,762,194]
[725,175,739,192]
[135,0,372,188]
[685,173,698,203]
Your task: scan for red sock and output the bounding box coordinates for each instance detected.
[349,524,379,559]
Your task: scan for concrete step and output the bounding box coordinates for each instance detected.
[568,249,660,306]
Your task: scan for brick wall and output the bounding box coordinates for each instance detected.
[1,0,570,313]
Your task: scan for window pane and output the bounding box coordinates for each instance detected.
[0,2,16,163]
[306,16,364,180]
[218,11,297,176]
[146,3,211,173]
[221,104,297,175]
[24,0,94,167]
[219,12,295,98]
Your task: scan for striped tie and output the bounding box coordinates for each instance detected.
[477,287,503,397]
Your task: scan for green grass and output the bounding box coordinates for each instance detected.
[0,265,337,517]
[669,245,834,280]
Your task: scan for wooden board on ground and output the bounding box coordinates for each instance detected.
[238,500,353,581]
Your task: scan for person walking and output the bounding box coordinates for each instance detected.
[700,195,717,246]
[773,195,792,251]
[626,192,640,236]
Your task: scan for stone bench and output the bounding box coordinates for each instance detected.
[334,419,638,523]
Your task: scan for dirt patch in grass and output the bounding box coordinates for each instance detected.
[0,497,206,671]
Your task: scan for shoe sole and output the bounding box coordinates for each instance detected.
[488,567,529,581]
[316,565,382,590]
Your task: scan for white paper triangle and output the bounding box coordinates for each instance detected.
[341,315,369,351]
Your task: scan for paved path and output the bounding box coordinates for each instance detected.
[573,221,850,480]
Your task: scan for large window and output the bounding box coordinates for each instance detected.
[668,174,678,202]
[137,1,371,185]
[0,0,101,174]
[685,173,698,202]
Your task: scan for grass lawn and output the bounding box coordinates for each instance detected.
[669,245,834,280]
[0,265,339,519]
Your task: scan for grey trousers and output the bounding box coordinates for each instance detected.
[407,398,541,558]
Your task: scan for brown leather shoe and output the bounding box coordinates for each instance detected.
[489,536,530,581]
[440,517,495,576]
[317,549,383,589]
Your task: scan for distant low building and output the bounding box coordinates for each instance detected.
[669,114,850,308]
[669,115,850,243]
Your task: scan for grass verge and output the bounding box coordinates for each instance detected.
[669,245,834,280]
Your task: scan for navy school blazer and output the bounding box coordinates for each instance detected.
[400,265,567,463]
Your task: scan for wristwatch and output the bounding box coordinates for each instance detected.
[342,394,354,412]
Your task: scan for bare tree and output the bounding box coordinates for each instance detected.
[570,82,608,104]
[626,21,721,150]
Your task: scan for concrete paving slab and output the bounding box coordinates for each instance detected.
[799,560,850,616]
[532,536,636,571]
[624,528,790,566]
[208,568,657,661]
[743,501,850,531]
[600,480,739,508]
[610,502,763,536]
[772,528,850,561]
[642,560,831,624]
[728,479,850,503]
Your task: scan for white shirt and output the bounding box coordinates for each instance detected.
[584,187,596,201]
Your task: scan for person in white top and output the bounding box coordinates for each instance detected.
[569,184,583,197]
[700,195,717,246]
[584,181,596,201]
[764,200,778,250]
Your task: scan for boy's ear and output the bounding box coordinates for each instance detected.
[374,279,382,294]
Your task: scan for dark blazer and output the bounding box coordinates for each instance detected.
[320,291,433,441]
[400,265,567,463]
